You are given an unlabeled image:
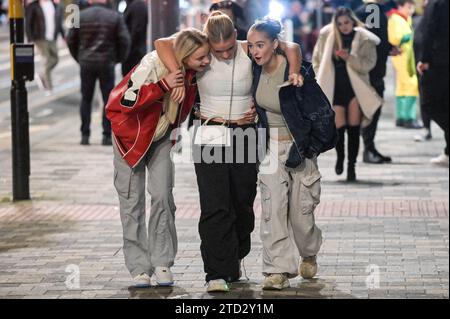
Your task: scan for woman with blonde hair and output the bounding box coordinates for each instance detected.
[106,28,210,288]
[313,6,382,181]
[155,11,303,292]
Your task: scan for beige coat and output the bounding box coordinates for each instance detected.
[312,25,383,127]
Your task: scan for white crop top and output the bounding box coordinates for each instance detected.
[197,41,253,120]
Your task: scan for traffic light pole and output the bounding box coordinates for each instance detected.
[9,0,30,201]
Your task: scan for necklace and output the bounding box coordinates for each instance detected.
[263,70,276,84]
[263,57,282,84]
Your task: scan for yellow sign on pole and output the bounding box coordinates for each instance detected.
[8,0,25,19]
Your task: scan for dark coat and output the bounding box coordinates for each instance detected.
[252,60,338,169]
[417,0,449,67]
[355,2,393,88]
[25,0,65,42]
[122,0,148,75]
[66,4,131,67]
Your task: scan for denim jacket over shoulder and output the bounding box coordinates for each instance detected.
[252,60,338,169]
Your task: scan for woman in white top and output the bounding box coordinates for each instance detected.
[155,11,302,292]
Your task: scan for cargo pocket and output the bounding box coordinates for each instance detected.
[299,171,321,215]
[258,179,272,222]
[113,166,132,199]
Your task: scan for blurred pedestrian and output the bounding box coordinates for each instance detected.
[355,0,398,164]
[106,29,210,288]
[209,0,247,40]
[413,0,433,142]
[67,0,130,146]
[416,0,449,166]
[121,0,148,76]
[0,0,7,25]
[388,0,422,129]
[313,7,382,181]
[25,0,65,94]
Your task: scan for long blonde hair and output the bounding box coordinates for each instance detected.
[203,11,236,43]
[174,28,209,70]
[332,7,365,50]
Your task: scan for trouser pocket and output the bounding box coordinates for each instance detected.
[113,149,133,199]
[298,159,321,215]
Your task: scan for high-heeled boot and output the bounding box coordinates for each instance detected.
[347,125,361,182]
[335,126,346,175]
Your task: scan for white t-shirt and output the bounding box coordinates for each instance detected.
[40,0,56,41]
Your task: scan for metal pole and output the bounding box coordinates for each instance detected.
[9,0,30,201]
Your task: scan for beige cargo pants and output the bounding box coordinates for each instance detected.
[258,140,323,277]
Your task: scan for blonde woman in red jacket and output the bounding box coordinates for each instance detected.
[105,29,210,288]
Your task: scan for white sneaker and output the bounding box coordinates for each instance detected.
[206,279,230,293]
[262,274,290,290]
[154,267,174,286]
[430,154,449,167]
[133,273,151,288]
[414,134,424,142]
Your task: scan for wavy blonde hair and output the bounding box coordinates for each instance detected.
[174,28,209,70]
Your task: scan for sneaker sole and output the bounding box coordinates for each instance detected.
[262,282,290,290]
[134,283,151,288]
[207,288,230,293]
[156,282,174,287]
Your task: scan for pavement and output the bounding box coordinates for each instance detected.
[0,25,448,300]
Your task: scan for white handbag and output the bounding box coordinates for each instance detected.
[194,118,232,146]
[194,55,236,147]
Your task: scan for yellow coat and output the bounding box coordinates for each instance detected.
[388,12,419,97]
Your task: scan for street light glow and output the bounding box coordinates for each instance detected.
[268,0,285,21]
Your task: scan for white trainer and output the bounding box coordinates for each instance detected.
[133,273,151,288]
[155,267,174,286]
[430,154,449,167]
[206,279,230,293]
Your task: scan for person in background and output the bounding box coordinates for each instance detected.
[121,0,148,76]
[25,0,65,94]
[413,0,433,142]
[210,0,248,40]
[67,0,131,146]
[388,0,422,129]
[416,0,449,166]
[313,7,382,182]
[355,0,399,164]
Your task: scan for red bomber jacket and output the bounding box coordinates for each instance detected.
[106,68,197,168]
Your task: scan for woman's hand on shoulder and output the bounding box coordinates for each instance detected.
[288,73,304,87]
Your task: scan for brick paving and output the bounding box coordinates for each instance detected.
[0,64,448,299]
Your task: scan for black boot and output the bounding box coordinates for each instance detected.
[347,126,360,182]
[335,126,346,175]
